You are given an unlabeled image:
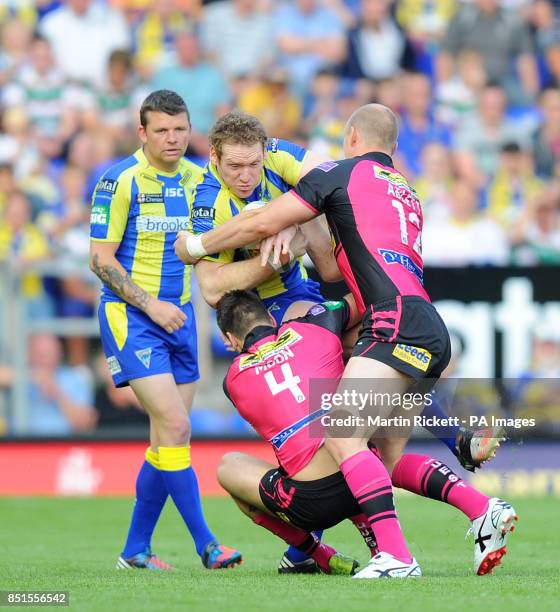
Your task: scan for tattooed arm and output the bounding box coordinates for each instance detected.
[89,241,186,334]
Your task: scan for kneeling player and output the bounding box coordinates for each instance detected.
[216,291,518,577]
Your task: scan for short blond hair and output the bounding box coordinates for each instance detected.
[209,111,267,159]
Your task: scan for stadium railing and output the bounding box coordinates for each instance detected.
[0,259,220,435]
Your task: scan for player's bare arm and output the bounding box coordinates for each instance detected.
[299,216,343,283]
[175,191,316,265]
[194,256,280,309]
[90,241,186,334]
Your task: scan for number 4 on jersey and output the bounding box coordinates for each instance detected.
[264,363,306,404]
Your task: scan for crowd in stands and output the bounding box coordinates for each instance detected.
[1,0,560,436]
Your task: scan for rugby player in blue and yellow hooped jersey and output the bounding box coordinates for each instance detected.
[89,90,241,571]
[188,110,335,573]
[189,111,336,324]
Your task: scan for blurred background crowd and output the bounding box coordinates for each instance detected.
[1,0,560,437]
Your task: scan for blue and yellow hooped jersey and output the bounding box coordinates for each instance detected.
[90,148,202,305]
[190,138,310,300]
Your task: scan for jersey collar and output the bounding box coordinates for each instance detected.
[242,325,277,352]
[359,152,394,168]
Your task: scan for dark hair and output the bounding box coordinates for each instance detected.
[209,111,267,159]
[139,90,190,127]
[109,49,132,70]
[216,290,271,340]
[31,33,49,45]
[501,141,522,154]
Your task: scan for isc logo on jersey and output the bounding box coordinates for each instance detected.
[136,216,189,233]
[165,187,184,197]
[392,344,432,372]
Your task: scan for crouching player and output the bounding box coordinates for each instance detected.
[215,290,518,577]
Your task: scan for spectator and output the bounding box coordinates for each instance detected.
[2,35,80,159]
[0,2,37,28]
[308,81,364,158]
[526,323,560,377]
[0,107,40,182]
[0,164,17,214]
[396,0,458,43]
[438,0,539,104]
[83,49,146,141]
[0,191,53,319]
[22,333,96,436]
[275,0,346,94]
[529,0,560,87]
[395,72,451,178]
[302,67,341,128]
[375,75,404,113]
[422,179,509,266]
[42,165,98,366]
[511,182,560,264]
[201,0,275,77]
[454,83,532,186]
[485,142,544,228]
[413,142,455,221]
[93,352,149,429]
[435,49,487,128]
[151,30,230,150]
[238,69,302,141]
[396,0,458,76]
[533,86,560,178]
[132,0,201,77]
[39,0,130,87]
[0,16,32,87]
[344,0,408,81]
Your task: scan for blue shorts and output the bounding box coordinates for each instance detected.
[98,300,199,388]
[262,279,325,325]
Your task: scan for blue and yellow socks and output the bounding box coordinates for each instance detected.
[158,446,215,556]
[122,448,168,559]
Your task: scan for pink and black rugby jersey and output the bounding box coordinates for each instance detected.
[224,302,349,477]
[292,153,429,316]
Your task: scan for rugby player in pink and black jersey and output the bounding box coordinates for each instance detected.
[215,290,518,577]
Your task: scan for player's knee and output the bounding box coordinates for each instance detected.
[160,413,191,445]
[217,452,242,490]
[324,437,365,465]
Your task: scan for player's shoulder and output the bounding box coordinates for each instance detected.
[181,157,205,185]
[265,138,307,163]
[300,159,348,188]
[92,155,138,203]
[190,164,227,209]
[99,153,140,184]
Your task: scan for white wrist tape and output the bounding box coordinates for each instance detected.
[186,233,208,259]
[243,200,267,213]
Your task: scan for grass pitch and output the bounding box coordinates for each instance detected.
[0,496,557,612]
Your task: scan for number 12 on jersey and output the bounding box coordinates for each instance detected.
[391,199,422,256]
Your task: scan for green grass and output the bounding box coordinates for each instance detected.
[0,496,557,612]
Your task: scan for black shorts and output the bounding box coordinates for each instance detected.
[259,469,361,532]
[352,296,451,379]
